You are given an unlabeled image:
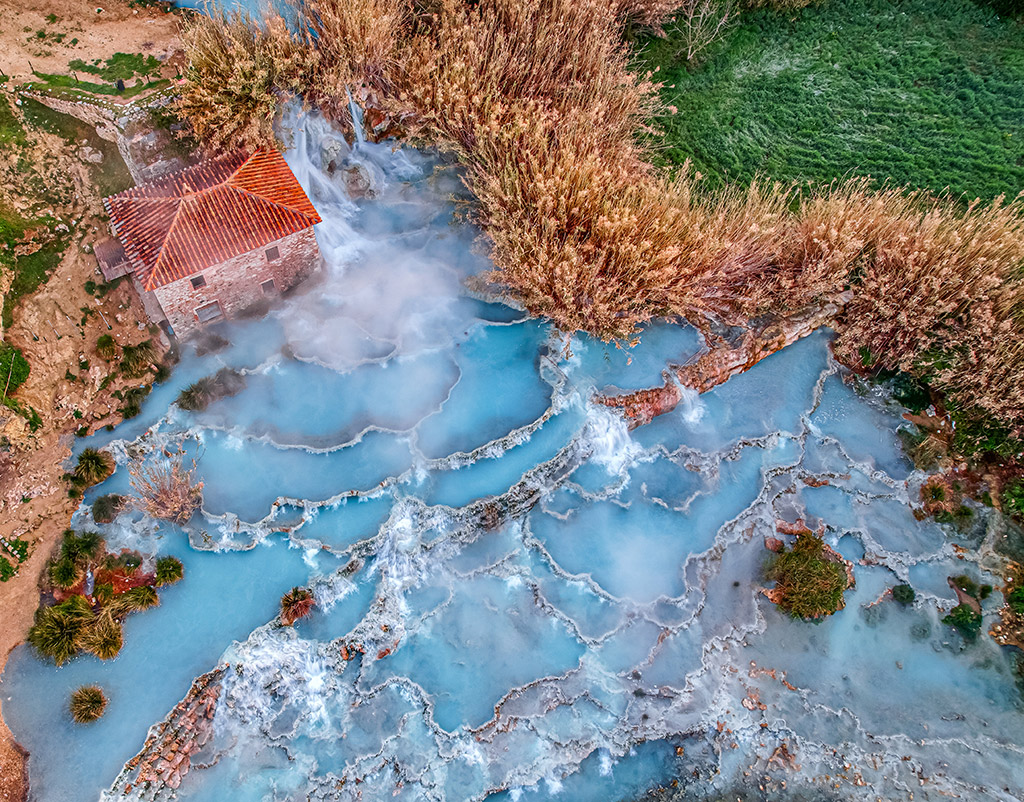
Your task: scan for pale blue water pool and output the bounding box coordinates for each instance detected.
[2,114,1021,802]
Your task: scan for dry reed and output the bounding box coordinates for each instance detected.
[177,0,1024,439]
[129,452,205,524]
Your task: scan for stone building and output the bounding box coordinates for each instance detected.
[103,148,322,339]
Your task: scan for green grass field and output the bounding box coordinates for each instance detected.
[639,0,1024,200]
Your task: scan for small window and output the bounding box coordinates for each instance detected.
[190,274,207,289]
[265,246,280,262]
[195,300,224,324]
[261,279,277,296]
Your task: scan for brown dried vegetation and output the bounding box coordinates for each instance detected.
[129,451,204,524]
[177,0,1024,439]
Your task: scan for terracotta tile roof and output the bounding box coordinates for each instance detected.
[104,149,321,290]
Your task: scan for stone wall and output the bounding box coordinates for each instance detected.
[150,227,321,339]
[19,91,127,143]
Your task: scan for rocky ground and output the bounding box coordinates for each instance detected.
[0,2,182,799]
[0,0,180,85]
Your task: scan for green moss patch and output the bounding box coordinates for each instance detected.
[766,532,850,619]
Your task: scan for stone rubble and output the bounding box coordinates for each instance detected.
[112,666,226,800]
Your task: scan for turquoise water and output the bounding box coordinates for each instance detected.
[2,114,1022,802]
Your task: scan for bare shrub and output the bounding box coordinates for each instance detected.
[129,451,204,524]
[669,0,737,64]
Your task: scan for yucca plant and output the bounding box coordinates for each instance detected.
[60,530,103,566]
[82,613,124,660]
[27,597,95,665]
[108,584,159,617]
[280,587,315,625]
[49,556,81,590]
[154,556,184,587]
[119,340,157,377]
[73,449,114,487]
[69,685,107,723]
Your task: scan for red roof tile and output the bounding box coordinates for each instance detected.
[104,149,321,290]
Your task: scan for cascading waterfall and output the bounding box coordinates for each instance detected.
[345,87,367,147]
[3,113,1023,802]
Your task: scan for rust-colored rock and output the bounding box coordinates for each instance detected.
[596,300,845,428]
[114,665,226,796]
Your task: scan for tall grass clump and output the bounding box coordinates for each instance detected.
[765,532,849,619]
[177,0,1024,444]
[155,556,184,587]
[298,0,410,116]
[69,685,108,723]
[27,596,95,665]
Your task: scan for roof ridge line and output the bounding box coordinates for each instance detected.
[224,182,319,225]
[144,195,193,291]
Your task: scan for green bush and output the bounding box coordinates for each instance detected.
[96,334,117,361]
[154,556,184,587]
[7,538,28,562]
[0,557,14,581]
[1008,585,1024,615]
[765,533,849,619]
[893,584,916,605]
[27,596,95,665]
[0,343,30,394]
[952,574,980,599]
[1004,480,1024,520]
[69,685,107,723]
[92,494,126,524]
[943,603,983,641]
